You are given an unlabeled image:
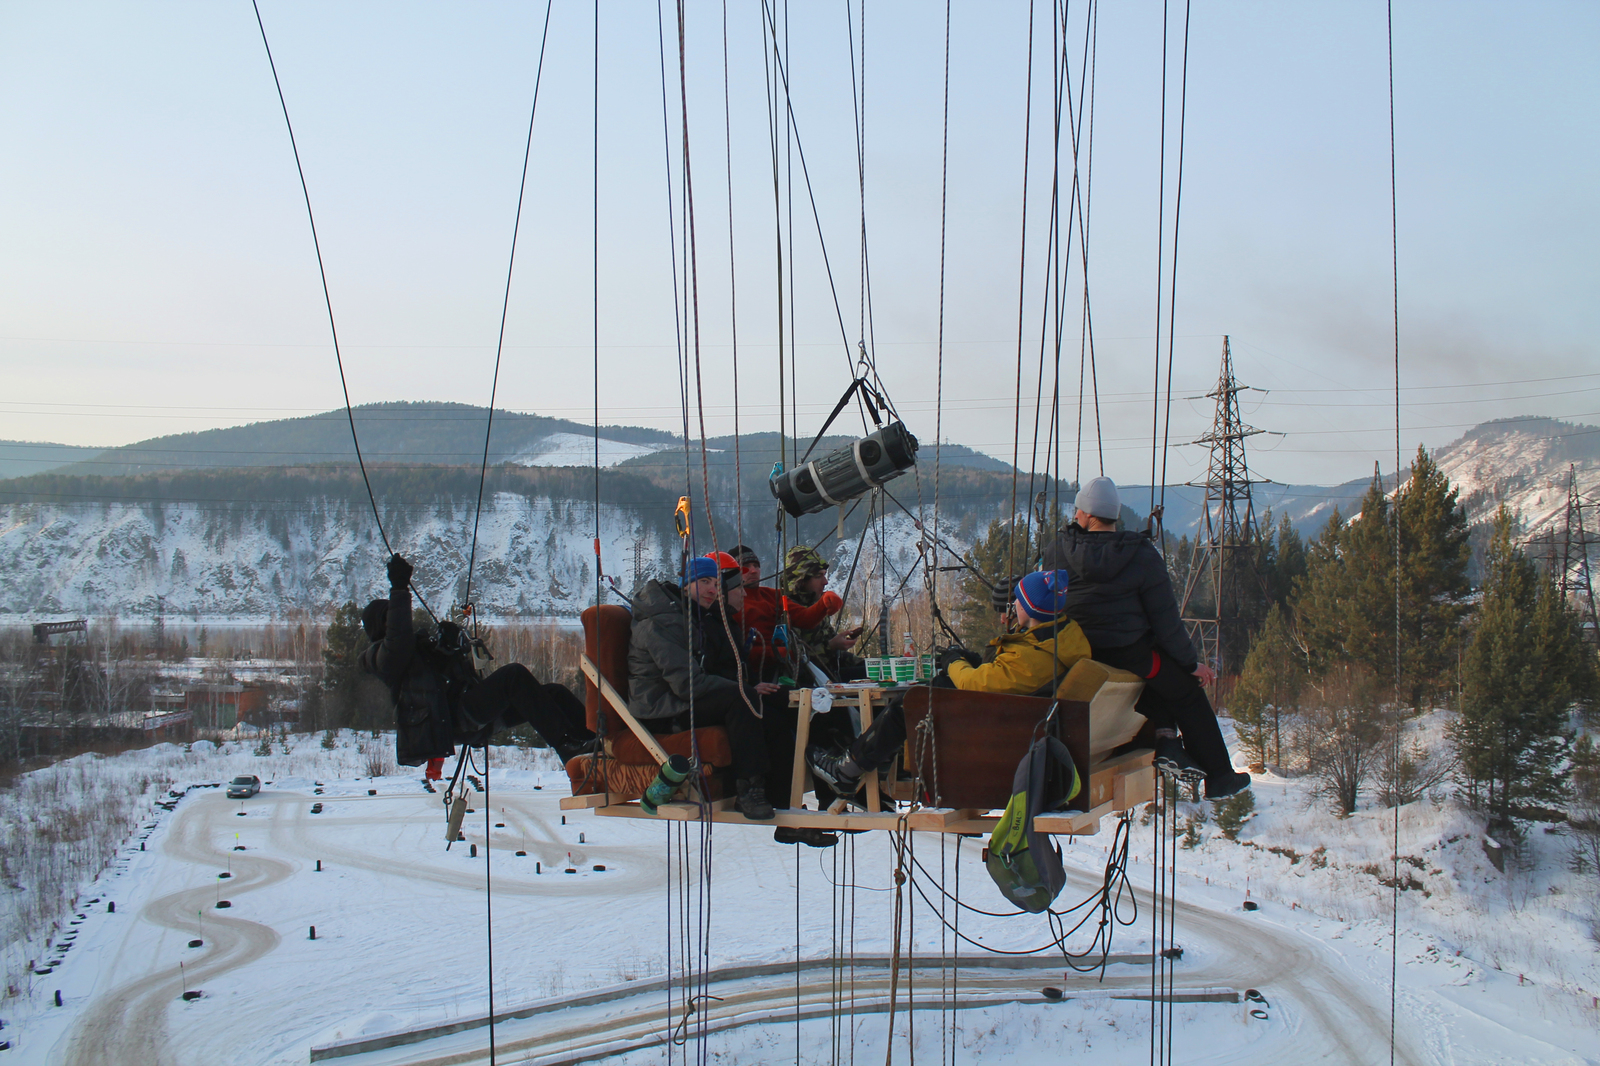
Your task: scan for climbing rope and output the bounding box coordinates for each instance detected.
[249,0,440,623]
[1386,2,1403,1061]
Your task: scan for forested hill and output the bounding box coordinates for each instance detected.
[36,402,680,478]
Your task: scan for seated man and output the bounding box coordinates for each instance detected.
[779,546,866,682]
[731,544,851,680]
[627,554,803,826]
[1040,476,1250,799]
[807,570,1089,799]
[360,553,596,766]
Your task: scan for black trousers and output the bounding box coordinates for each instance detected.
[653,688,800,804]
[1091,639,1231,776]
[459,664,593,748]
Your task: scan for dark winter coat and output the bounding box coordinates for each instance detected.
[626,580,752,721]
[358,585,460,764]
[1040,524,1198,669]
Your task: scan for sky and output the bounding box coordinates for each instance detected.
[1,0,1597,488]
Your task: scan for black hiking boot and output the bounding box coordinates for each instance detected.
[774,825,838,848]
[736,776,775,820]
[807,746,862,796]
[1204,770,1251,801]
[1155,736,1206,785]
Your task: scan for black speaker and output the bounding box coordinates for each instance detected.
[770,422,918,517]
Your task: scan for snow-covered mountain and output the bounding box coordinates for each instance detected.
[1429,417,1600,535]
[3,415,1593,624]
[0,493,676,625]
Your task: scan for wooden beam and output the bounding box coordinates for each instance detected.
[559,792,620,810]
[592,804,909,833]
[655,798,736,820]
[1034,800,1114,835]
[789,688,814,809]
[1085,748,1155,809]
[579,653,669,766]
[906,808,982,830]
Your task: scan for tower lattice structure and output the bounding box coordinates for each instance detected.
[1178,336,1270,687]
[1555,464,1600,648]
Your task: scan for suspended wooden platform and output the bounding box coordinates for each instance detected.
[562,644,1157,836]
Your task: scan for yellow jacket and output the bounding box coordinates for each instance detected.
[945,616,1091,695]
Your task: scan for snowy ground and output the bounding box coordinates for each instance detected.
[2,729,1596,1065]
[511,433,675,469]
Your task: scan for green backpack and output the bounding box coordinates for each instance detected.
[985,735,1081,913]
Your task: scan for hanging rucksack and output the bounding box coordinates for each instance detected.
[985,733,1081,913]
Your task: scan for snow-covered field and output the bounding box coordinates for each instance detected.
[2,727,1596,1065]
[511,433,675,469]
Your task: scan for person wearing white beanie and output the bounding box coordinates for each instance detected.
[1040,477,1250,800]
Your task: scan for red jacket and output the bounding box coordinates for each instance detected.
[740,587,841,674]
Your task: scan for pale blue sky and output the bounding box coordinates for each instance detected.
[2,1,1596,487]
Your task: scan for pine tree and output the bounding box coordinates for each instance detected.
[950,517,1039,650]
[1394,446,1472,708]
[1449,508,1581,826]
[1231,604,1305,770]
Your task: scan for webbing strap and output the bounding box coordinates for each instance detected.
[798,377,884,465]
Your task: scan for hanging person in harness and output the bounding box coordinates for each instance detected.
[360,553,598,767]
[1039,477,1251,800]
[807,570,1091,800]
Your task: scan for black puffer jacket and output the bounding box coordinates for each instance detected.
[626,580,749,721]
[1040,524,1198,669]
[358,585,458,765]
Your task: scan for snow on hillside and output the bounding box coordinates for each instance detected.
[2,730,1595,1065]
[0,494,671,624]
[0,493,947,625]
[511,432,674,469]
[1429,418,1600,536]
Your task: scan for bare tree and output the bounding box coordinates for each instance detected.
[1376,735,1453,807]
[1295,664,1389,816]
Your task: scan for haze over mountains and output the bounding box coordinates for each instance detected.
[0,405,1594,623]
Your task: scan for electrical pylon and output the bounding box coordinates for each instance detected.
[1178,336,1271,687]
[1555,464,1599,648]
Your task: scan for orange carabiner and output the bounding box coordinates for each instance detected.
[674,496,691,540]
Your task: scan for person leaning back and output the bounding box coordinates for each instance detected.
[1040,477,1250,800]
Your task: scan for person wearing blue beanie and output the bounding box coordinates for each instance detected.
[808,569,1093,801]
[628,549,815,831]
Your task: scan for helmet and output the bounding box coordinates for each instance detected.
[706,551,741,573]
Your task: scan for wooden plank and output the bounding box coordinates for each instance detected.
[906,808,982,830]
[1122,765,1155,808]
[789,688,814,809]
[579,654,669,766]
[1085,748,1155,809]
[1034,800,1114,835]
[559,793,620,810]
[861,698,881,813]
[655,798,736,820]
[591,804,908,833]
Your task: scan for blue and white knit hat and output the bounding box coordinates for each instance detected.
[1015,570,1071,621]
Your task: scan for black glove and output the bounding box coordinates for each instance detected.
[387,553,414,588]
[990,575,1021,613]
[935,646,980,673]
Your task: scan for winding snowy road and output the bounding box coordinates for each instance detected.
[50,782,1431,1065]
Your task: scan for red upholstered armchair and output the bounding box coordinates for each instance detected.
[566,604,733,800]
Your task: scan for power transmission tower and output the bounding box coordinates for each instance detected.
[1555,464,1599,648]
[1178,336,1271,689]
[630,535,649,594]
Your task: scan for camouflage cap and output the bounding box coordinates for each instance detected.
[784,545,830,578]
